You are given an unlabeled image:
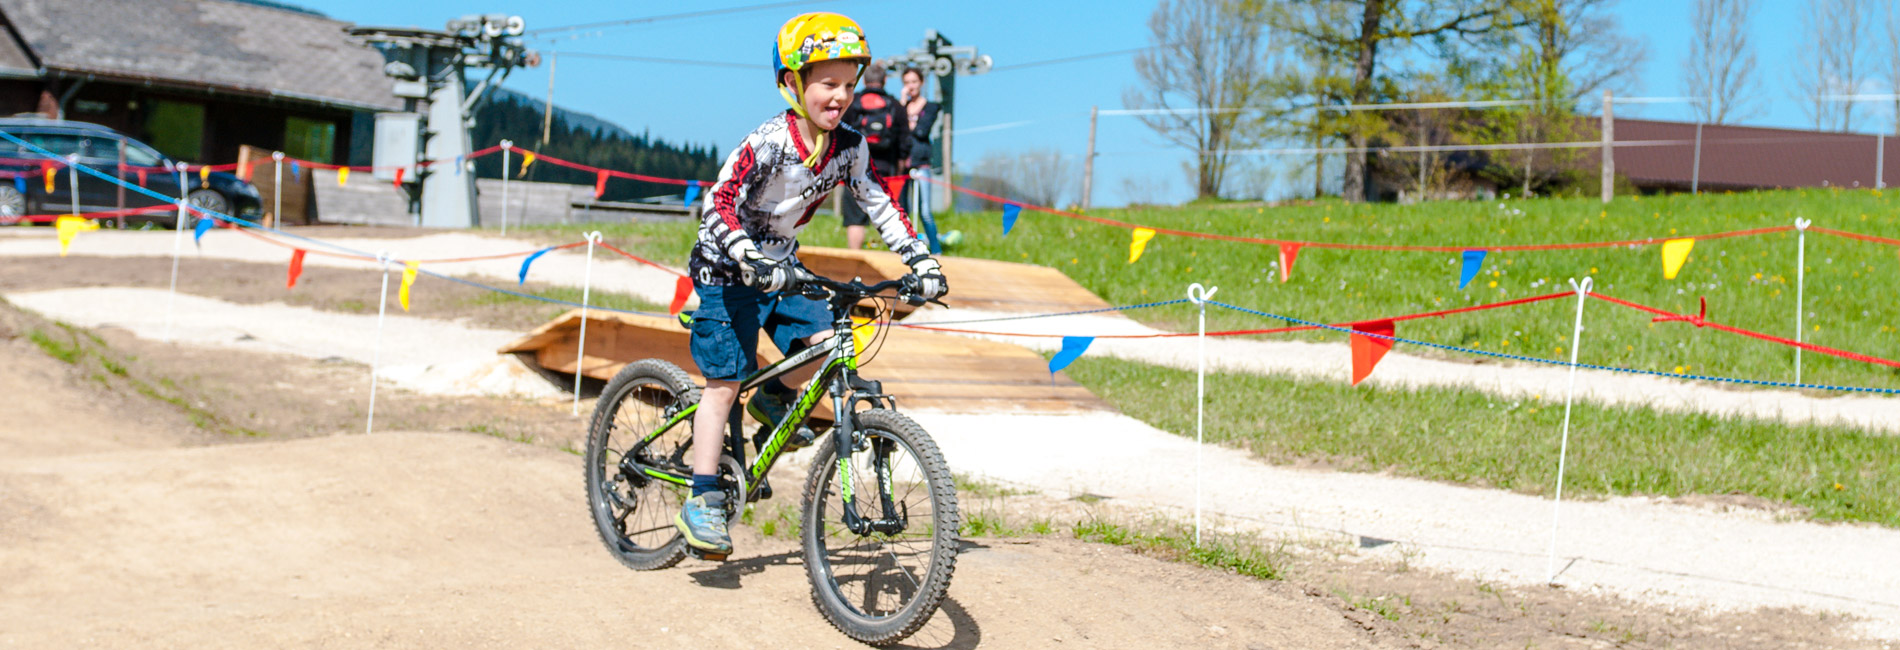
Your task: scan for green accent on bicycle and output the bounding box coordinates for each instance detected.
[837,455,853,503]
[644,403,697,444]
[642,467,690,486]
[750,357,846,483]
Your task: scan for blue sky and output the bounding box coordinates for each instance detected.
[305,0,1882,206]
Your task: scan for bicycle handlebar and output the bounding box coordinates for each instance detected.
[798,271,941,308]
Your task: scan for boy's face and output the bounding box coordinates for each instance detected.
[798,59,859,132]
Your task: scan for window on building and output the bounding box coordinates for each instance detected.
[145,100,205,161]
[283,116,336,164]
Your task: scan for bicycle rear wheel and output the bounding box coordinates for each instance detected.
[800,408,959,646]
[586,359,697,571]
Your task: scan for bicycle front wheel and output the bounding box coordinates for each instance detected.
[586,359,697,571]
[800,408,960,646]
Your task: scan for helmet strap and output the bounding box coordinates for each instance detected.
[779,69,827,168]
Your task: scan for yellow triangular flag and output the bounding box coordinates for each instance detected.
[518,151,536,177]
[199,165,210,183]
[55,215,99,257]
[337,167,350,186]
[399,261,419,311]
[1661,238,1695,279]
[851,316,877,356]
[1129,227,1157,264]
[43,165,56,192]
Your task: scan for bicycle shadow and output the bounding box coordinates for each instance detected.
[682,544,986,649]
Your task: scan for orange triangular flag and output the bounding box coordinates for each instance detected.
[669,275,693,315]
[1349,320,1395,385]
[42,163,56,192]
[287,249,306,289]
[1278,243,1301,283]
[595,170,609,199]
[393,167,406,188]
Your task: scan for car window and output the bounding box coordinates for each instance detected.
[122,140,163,167]
[21,133,81,157]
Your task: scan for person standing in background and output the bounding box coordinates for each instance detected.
[899,67,944,252]
[839,65,909,249]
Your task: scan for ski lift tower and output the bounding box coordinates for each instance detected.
[350,15,538,228]
[878,31,990,193]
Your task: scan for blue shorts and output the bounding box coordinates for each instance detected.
[688,283,832,382]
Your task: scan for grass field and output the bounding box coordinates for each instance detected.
[1063,355,1900,527]
[525,187,1900,391]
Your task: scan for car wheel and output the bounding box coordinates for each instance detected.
[187,189,230,221]
[0,183,26,225]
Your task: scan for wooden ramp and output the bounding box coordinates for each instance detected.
[797,247,1113,316]
[499,309,1108,416]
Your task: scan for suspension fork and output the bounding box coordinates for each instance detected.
[831,368,907,536]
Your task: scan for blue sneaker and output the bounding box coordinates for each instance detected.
[676,492,732,556]
[747,390,816,451]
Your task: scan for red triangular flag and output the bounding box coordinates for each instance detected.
[287,249,306,289]
[880,175,908,198]
[393,167,405,188]
[595,170,609,199]
[1349,320,1395,385]
[137,170,147,187]
[1278,243,1301,283]
[669,275,693,315]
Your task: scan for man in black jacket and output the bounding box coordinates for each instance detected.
[839,65,909,249]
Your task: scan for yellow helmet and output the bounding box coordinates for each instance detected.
[774,12,870,79]
[772,12,871,165]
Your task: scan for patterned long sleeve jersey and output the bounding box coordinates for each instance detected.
[690,110,928,286]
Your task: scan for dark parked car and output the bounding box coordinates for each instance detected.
[0,117,261,225]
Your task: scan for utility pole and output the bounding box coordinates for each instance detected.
[1692,123,1702,194]
[1082,105,1097,210]
[881,30,991,204]
[1600,89,1614,204]
[542,51,557,147]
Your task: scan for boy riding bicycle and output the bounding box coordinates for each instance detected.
[678,12,949,557]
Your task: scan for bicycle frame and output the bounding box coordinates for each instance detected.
[626,291,899,526]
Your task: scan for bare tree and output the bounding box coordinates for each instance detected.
[1797,0,1873,131]
[1685,0,1759,124]
[969,148,1076,208]
[1125,0,1278,199]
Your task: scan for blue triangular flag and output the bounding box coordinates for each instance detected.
[193,214,216,244]
[1458,250,1487,290]
[1048,336,1094,375]
[519,246,555,285]
[289,161,300,179]
[1002,204,1021,236]
[683,182,701,208]
[454,155,464,176]
[12,176,23,193]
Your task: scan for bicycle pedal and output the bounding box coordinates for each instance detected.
[757,476,773,501]
[689,547,729,562]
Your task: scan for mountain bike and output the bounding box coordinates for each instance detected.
[583,273,960,646]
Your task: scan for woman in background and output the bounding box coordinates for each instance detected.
[899,67,943,252]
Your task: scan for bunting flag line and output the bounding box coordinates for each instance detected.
[1278,243,1301,283]
[518,246,555,284]
[193,214,215,244]
[137,170,147,187]
[851,315,878,355]
[1661,237,1695,279]
[337,167,350,186]
[393,168,406,189]
[237,161,253,182]
[199,165,210,183]
[399,261,419,311]
[453,155,465,176]
[1049,336,1094,374]
[1349,320,1396,385]
[55,215,98,257]
[518,151,536,177]
[1458,250,1487,289]
[682,182,701,208]
[1129,227,1157,264]
[1002,204,1021,236]
[42,163,55,192]
[595,170,608,199]
[290,161,300,179]
[287,249,307,289]
[670,276,693,315]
